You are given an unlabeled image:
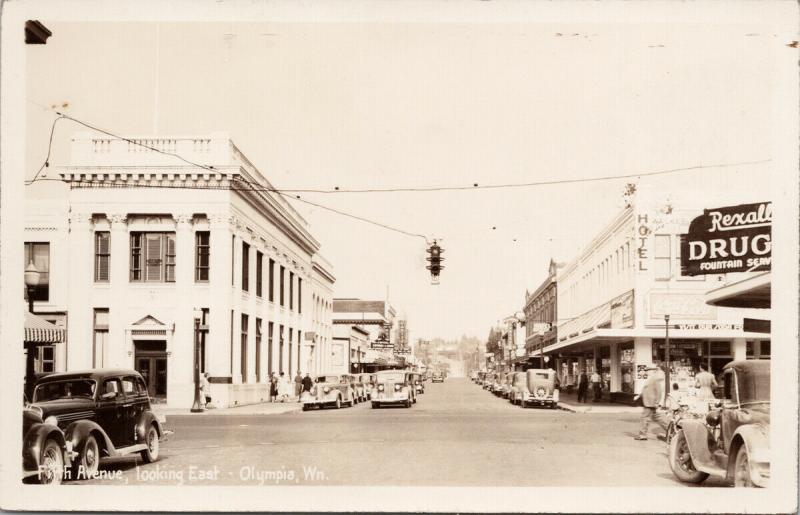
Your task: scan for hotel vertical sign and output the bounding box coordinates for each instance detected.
[680,202,771,276]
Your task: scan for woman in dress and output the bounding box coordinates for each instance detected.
[278,372,292,402]
[694,363,718,400]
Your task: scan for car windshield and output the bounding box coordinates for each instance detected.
[34,379,96,402]
[377,372,406,383]
[316,376,339,383]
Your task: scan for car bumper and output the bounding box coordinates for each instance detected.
[525,398,557,406]
[372,393,409,403]
[301,393,339,405]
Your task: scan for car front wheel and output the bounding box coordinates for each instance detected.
[734,445,755,487]
[73,434,99,480]
[140,423,160,463]
[37,438,64,485]
[335,396,342,409]
[668,429,709,484]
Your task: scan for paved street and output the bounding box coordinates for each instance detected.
[78,378,727,487]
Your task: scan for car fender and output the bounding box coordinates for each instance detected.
[24,422,68,472]
[727,424,770,487]
[65,419,114,457]
[675,418,716,471]
[136,410,163,441]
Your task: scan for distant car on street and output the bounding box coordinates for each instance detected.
[352,375,367,403]
[431,372,444,383]
[668,360,769,487]
[410,372,425,394]
[30,369,168,481]
[371,370,414,408]
[301,374,357,410]
[358,373,376,400]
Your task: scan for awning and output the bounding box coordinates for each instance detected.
[705,272,771,309]
[24,311,65,344]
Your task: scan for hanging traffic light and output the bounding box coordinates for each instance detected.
[426,241,445,284]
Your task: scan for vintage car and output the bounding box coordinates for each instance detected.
[500,372,517,398]
[431,372,444,383]
[359,373,376,400]
[22,403,71,484]
[351,375,366,403]
[493,373,508,397]
[522,369,559,408]
[410,372,425,395]
[30,369,168,480]
[668,360,769,487]
[507,372,528,405]
[481,372,494,389]
[301,374,357,410]
[371,370,414,408]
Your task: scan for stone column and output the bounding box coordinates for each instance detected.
[633,336,653,395]
[173,213,194,395]
[208,213,233,381]
[578,356,586,374]
[732,338,747,362]
[108,214,129,368]
[609,342,620,392]
[67,212,94,370]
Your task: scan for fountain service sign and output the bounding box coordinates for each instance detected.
[680,201,771,276]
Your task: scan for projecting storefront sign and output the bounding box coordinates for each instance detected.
[680,202,771,275]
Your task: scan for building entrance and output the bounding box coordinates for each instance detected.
[134,340,168,401]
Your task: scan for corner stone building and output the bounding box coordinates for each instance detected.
[25,132,335,408]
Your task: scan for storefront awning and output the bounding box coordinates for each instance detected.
[24,311,65,344]
[705,272,771,309]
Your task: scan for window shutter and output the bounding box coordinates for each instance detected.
[165,234,176,282]
[96,233,110,281]
[145,234,162,281]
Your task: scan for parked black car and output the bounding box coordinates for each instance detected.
[30,369,169,480]
[22,403,70,484]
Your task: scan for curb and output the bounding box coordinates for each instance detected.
[154,404,303,417]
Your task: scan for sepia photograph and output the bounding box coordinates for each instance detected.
[1,0,798,512]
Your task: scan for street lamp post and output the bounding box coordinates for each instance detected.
[191,308,204,413]
[664,314,671,406]
[24,261,41,401]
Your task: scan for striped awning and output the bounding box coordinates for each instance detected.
[24,311,65,344]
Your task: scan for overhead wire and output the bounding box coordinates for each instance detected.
[25,109,771,242]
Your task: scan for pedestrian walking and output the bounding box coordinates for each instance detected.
[294,371,303,400]
[302,373,313,393]
[694,363,718,401]
[577,371,589,403]
[269,373,278,402]
[590,370,602,402]
[200,372,213,409]
[635,365,669,440]
[278,372,292,402]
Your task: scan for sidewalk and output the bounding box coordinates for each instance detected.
[557,391,640,414]
[152,401,303,417]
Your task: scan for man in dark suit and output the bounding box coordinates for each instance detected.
[577,371,589,403]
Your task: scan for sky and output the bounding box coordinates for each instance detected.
[25,19,778,341]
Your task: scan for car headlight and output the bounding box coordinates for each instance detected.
[377,384,385,391]
[394,384,402,391]
[44,415,58,426]
[323,386,331,393]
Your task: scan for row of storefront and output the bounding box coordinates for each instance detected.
[503,186,772,403]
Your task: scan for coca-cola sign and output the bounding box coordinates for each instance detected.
[680,202,771,275]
